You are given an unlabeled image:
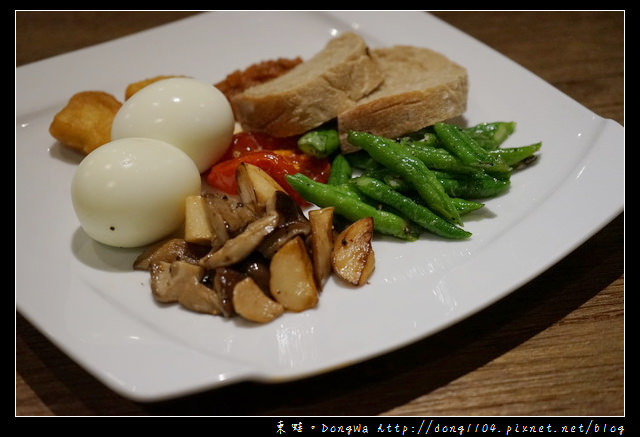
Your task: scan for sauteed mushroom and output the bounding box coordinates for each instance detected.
[133,238,209,271]
[258,190,311,258]
[135,161,375,324]
[199,211,279,269]
[150,260,232,315]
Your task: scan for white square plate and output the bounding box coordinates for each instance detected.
[16,11,624,402]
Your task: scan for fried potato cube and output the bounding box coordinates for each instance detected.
[124,75,184,100]
[49,91,122,155]
[184,195,214,245]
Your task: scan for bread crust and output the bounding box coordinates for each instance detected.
[338,46,468,152]
[231,32,384,137]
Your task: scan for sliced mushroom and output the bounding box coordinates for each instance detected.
[133,238,209,271]
[178,283,223,315]
[232,276,284,323]
[149,261,179,302]
[234,252,271,296]
[210,267,245,317]
[149,260,207,306]
[199,211,279,269]
[258,190,311,258]
[235,162,286,213]
[203,190,257,237]
[149,260,231,315]
[206,206,231,252]
[235,162,259,212]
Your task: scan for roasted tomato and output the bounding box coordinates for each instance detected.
[206,133,330,206]
[221,132,299,160]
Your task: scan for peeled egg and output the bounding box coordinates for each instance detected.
[71,137,201,248]
[111,77,235,173]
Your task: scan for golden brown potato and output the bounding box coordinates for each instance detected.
[232,277,285,323]
[124,75,185,100]
[332,217,375,286]
[49,90,122,155]
[269,236,318,312]
[308,207,335,289]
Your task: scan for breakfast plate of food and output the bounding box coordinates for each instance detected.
[16,11,623,402]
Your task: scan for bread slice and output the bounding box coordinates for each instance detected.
[338,46,468,152]
[230,32,384,137]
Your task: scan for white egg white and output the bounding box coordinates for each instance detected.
[111,77,235,173]
[71,137,201,248]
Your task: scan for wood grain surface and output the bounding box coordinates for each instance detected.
[15,11,624,417]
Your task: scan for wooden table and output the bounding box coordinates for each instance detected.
[16,11,624,417]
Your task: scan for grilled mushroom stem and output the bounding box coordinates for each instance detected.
[199,211,280,269]
[258,190,312,258]
[133,238,209,271]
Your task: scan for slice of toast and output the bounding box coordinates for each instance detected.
[338,46,468,152]
[230,32,384,137]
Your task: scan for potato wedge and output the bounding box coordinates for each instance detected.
[184,195,213,245]
[332,217,375,286]
[269,236,319,312]
[236,163,286,211]
[308,207,335,289]
[232,277,285,323]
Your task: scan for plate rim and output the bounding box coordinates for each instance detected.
[15,11,624,402]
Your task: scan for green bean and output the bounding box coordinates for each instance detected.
[435,171,511,199]
[347,131,463,226]
[336,181,378,205]
[352,176,471,240]
[327,155,380,206]
[327,154,352,186]
[464,121,516,150]
[364,165,510,201]
[451,197,485,215]
[285,173,420,241]
[348,141,477,176]
[433,122,511,176]
[362,168,414,194]
[398,127,440,147]
[343,150,381,171]
[297,128,340,158]
[361,168,483,214]
[400,140,483,175]
[491,142,541,167]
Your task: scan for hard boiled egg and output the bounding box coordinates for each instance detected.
[71,137,201,248]
[111,77,234,173]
